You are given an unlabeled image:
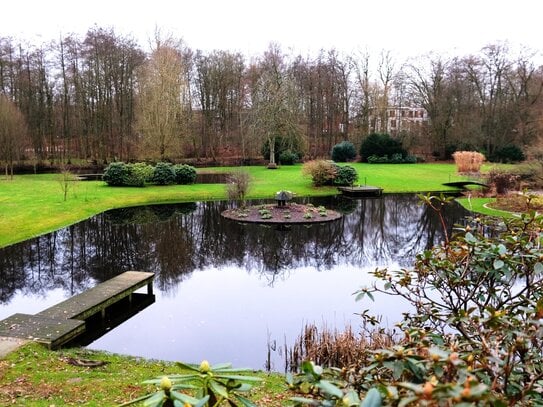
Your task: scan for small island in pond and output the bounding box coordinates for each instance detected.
[221,202,342,224]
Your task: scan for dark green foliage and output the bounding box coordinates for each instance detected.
[359,133,407,162]
[367,154,417,164]
[279,149,300,165]
[173,164,197,184]
[102,162,127,186]
[331,141,356,162]
[124,163,154,187]
[491,144,525,163]
[261,136,303,163]
[152,162,176,185]
[334,165,358,186]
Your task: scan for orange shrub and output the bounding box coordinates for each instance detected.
[302,160,338,186]
[452,151,485,173]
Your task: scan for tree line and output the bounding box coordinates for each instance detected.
[0,27,542,173]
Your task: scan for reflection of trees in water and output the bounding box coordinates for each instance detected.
[0,196,469,302]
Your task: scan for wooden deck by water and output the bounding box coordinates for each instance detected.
[0,271,154,349]
[338,186,383,197]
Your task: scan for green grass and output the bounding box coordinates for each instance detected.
[0,163,484,248]
[0,343,287,406]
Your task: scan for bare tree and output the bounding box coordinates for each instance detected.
[136,35,189,160]
[0,95,27,179]
[247,44,302,168]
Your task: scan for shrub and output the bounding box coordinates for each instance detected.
[279,149,300,165]
[302,160,338,186]
[359,133,407,162]
[452,150,485,173]
[226,170,251,206]
[124,163,154,187]
[491,144,525,163]
[331,141,356,162]
[366,154,417,164]
[334,165,358,186]
[487,169,520,194]
[173,164,197,184]
[103,162,127,186]
[351,199,543,405]
[152,162,176,185]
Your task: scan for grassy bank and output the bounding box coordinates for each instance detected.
[0,163,474,248]
[0,343,286,406]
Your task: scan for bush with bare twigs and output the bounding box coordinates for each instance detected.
[301,160,338,186]
[226,170,251,207]
[452,151,485,173]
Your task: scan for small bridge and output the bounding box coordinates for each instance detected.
[443,181,489,189]
[0,271,154,349]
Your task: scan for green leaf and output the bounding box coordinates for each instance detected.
[234,393,259,407]
[361,388,382,407]
[210,362,233,370]
[170,391,203,404]
[214,374,262,382]
[535,262,543,274]
[209,379,229,399]
[142,391,166,407]
[493,259,504,269]
[464,232,477,243]
[317,380,343,398]
[175,362,201,372]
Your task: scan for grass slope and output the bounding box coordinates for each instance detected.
[0,163,470,248]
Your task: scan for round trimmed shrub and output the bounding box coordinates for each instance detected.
[124,163,154,187]
[174,164,197,184]
[331,141,356,162]
[103,162,128,186]
[279,150,299,165]
[334,165,358,186]
[152,162,176,185]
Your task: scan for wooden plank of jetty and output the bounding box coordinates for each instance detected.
[38,271,154,321]
[0,313,85,350]
[0,271,154,349]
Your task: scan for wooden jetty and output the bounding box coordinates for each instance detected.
[0,271,154,349]
[338,186,383,197]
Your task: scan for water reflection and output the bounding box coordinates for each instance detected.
[0,195,468,368]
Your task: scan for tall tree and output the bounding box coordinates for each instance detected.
[248,45,302,168]
[137,35,189,160]
[0,95,27,178]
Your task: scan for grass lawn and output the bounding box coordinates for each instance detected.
[0,163,486,248]
[0,342,287,406]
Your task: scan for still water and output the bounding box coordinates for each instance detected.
[0,195,468,370]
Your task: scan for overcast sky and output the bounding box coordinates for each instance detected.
[3,0,542,60]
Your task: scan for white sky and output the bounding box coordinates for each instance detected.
[2,0,542,60]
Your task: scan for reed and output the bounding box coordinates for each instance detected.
[452,151,485,173]
[284,323,397,372]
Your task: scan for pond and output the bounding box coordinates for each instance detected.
[0,195,469,371]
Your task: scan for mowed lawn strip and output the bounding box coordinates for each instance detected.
[0,163,472,248]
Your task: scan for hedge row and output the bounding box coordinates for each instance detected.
[103,162,197,187]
